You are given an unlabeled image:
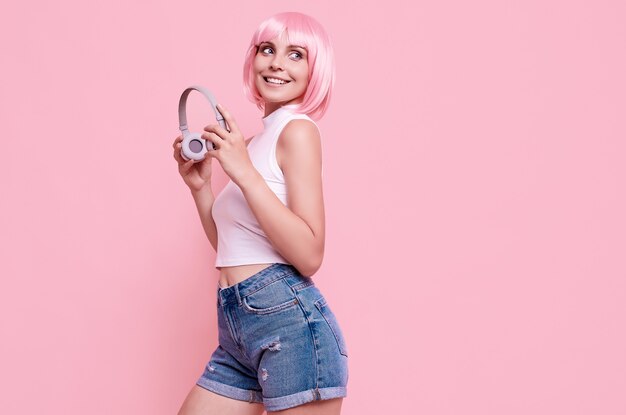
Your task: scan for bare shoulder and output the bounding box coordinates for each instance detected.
[275,118,325,255]
[276,119,322,171]
[280,118,320,142]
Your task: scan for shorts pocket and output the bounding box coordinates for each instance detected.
[314,297,349,357]
[242,280,299,315]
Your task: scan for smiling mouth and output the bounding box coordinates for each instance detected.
[263,76,291,85]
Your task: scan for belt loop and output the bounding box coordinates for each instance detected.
[235,284,242,306]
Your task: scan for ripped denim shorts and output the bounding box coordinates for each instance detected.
[196,263,349,412]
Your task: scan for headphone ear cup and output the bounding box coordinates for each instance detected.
[181,131,209,162]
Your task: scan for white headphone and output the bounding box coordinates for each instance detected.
[178,85,229,162]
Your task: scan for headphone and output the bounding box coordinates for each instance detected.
[178,85,229,162]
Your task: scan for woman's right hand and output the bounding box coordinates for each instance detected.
[172,135,213,192]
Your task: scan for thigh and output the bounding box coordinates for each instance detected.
[178,385,266,415]
[267,397,343,415]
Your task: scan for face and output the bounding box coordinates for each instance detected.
[253,32,309,116]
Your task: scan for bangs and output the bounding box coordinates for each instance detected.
[252,15,319,63]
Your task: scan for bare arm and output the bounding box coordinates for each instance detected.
[190,186,218,252]
[189,137,254,253]
[237,120,325,277]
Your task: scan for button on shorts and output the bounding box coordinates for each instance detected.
[196,263,349,412]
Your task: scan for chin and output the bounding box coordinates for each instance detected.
[258,89,297,103]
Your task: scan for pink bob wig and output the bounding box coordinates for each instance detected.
[242,12,336,121]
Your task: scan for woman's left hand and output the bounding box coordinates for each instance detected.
[202,104,258,188]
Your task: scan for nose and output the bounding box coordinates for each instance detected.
[269,54,285,71]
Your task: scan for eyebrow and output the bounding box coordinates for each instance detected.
[259,41,307,52]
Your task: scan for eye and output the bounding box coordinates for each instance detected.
[260,46,273,55]
[289,51,304,60]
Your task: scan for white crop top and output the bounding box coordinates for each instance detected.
[211,106,320,268]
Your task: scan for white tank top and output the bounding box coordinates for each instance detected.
[211,106,320,268]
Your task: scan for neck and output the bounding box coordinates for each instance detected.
[263,96,304,117]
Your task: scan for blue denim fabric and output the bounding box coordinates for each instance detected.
[196,263,349,412]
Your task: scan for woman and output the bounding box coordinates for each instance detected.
[174,12,348,414]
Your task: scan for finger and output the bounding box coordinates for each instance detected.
[172,135,183,149]
[179,158,194,174]
[216,104,241,135]
[173,142,186,164]
[201,152,213,164]
[199,154,213,176]
[201,131,223,148]
[204,123,231,141]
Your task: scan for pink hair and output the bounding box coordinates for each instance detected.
[242,12,336,121]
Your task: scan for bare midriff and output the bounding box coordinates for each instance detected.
[217,263,275,289]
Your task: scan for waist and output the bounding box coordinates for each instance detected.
[216,264,302,304]
[218,263,277,288]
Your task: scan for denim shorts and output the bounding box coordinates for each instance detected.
[196,263,349,412]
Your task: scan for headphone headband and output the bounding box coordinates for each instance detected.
[178,85,226,132]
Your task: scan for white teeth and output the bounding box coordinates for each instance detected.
[265,77,288,84]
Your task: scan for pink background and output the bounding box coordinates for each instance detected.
[1,0,625,413]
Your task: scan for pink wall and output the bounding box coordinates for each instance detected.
[1,0,625,414]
